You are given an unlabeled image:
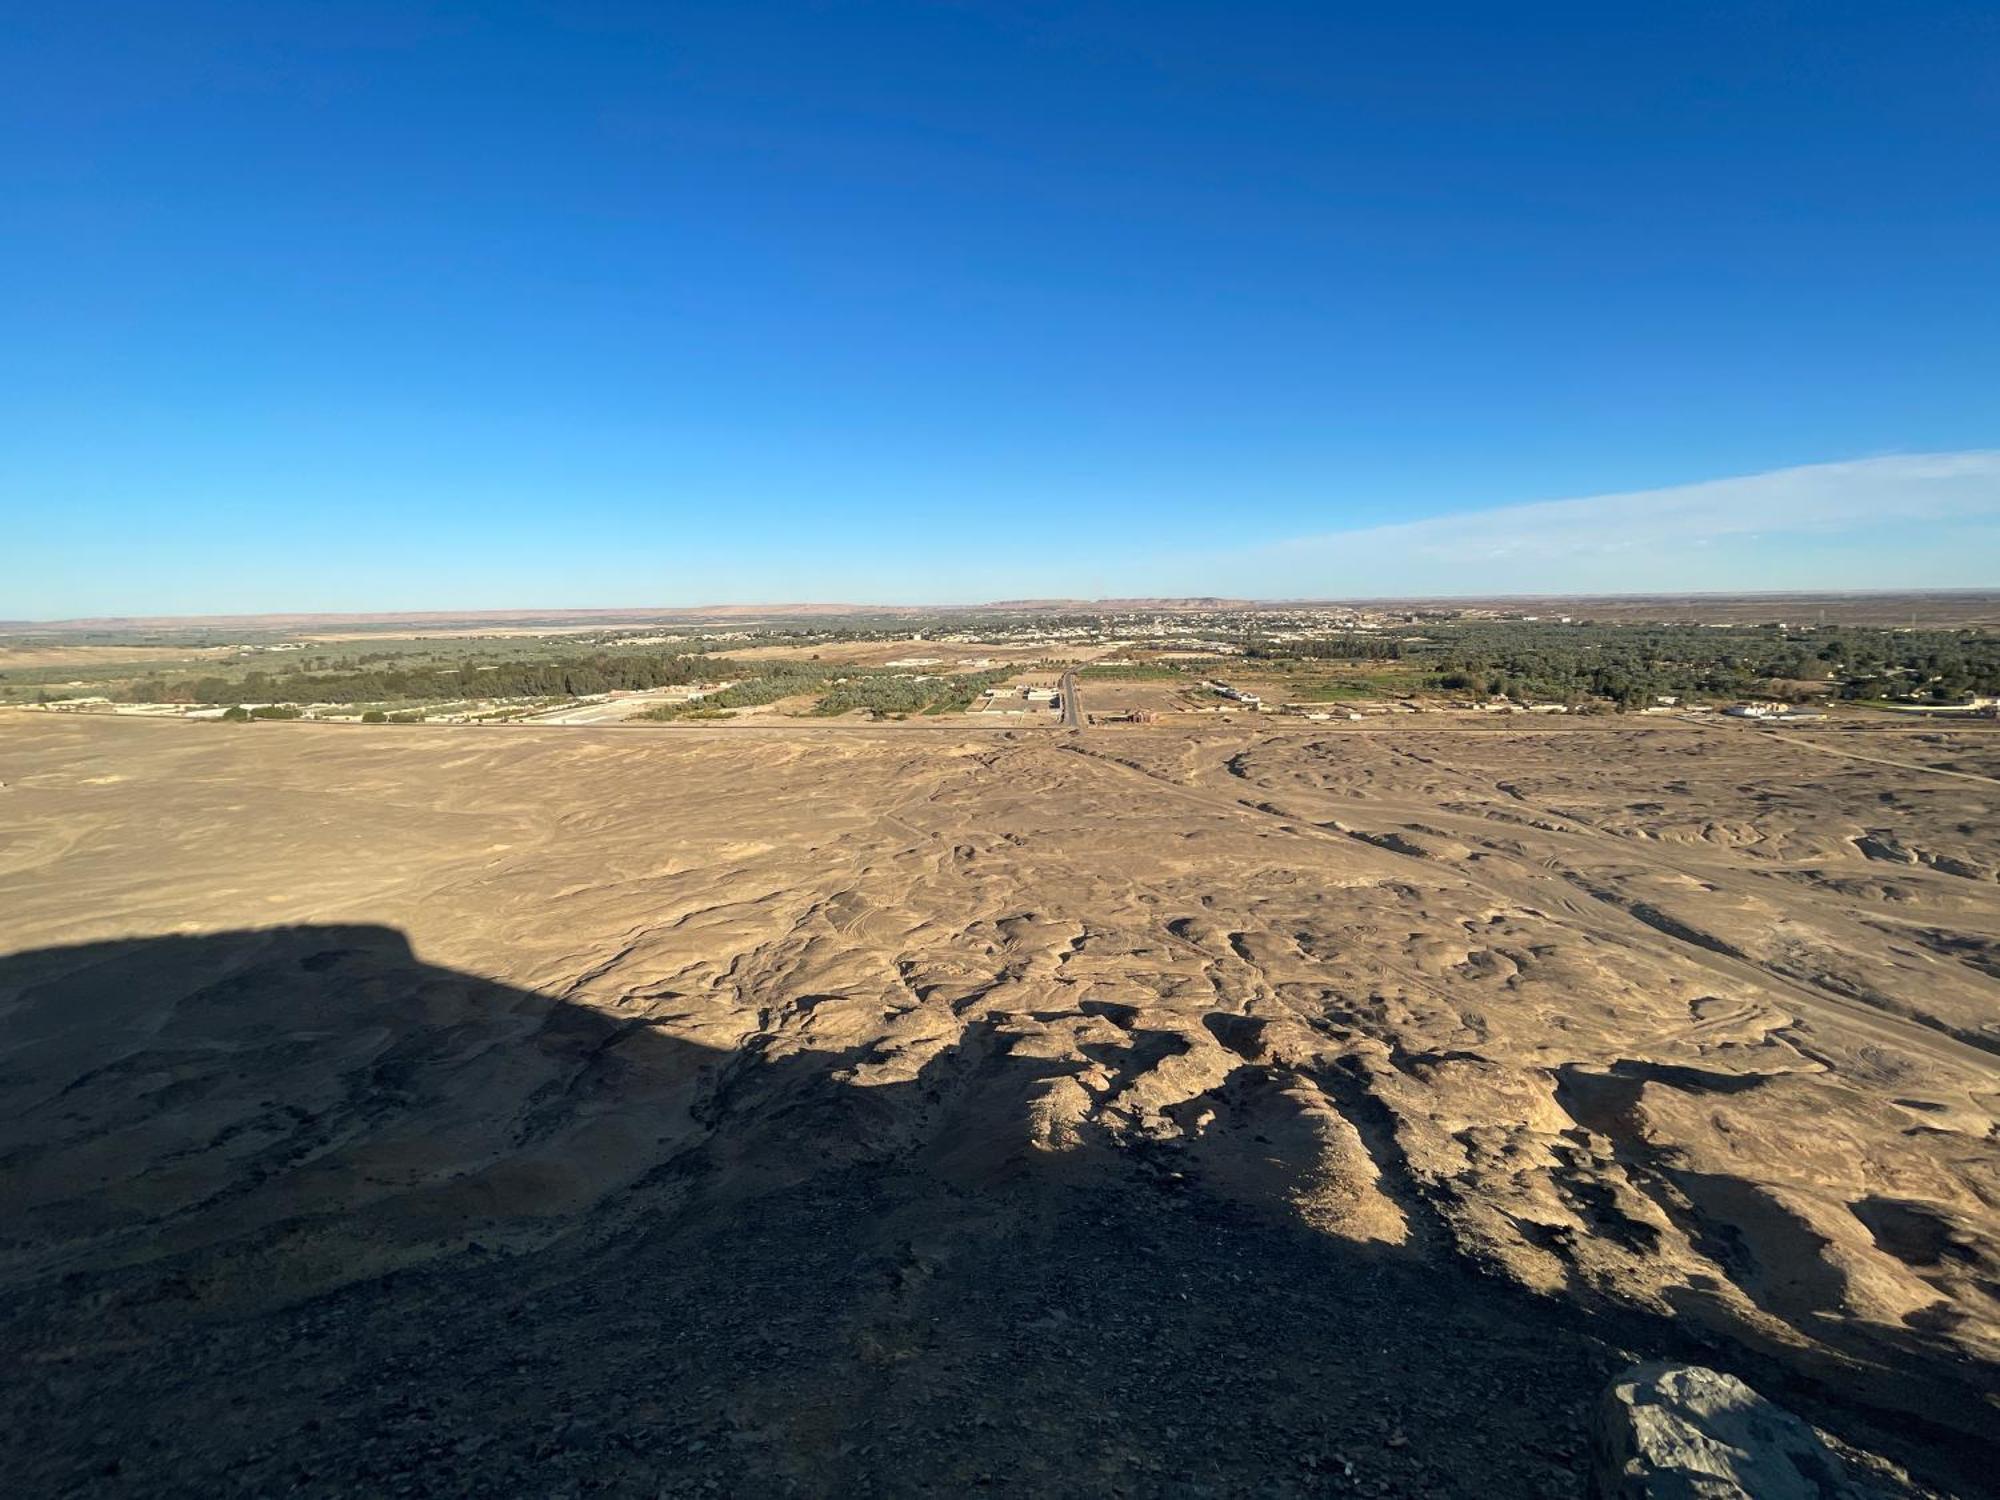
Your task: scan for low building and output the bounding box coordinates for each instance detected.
[1203,680,1261,708]
[1726,701,1824,722]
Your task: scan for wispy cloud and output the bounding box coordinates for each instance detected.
[1184,452,2000,595]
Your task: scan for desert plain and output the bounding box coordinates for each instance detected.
[2,711,1997,1495]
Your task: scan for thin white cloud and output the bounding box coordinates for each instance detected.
[1191,452,2000,594]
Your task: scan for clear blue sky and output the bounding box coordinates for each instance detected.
[5,1,1997,617]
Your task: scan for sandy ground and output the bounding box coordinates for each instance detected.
[0,713,1995,1496]
[0,643,237,672]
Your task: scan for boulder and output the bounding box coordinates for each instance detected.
[1590,1361,1866,1499]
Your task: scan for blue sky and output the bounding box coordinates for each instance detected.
[4,1,1996,617]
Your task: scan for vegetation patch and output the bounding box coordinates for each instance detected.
[1078,664,1186,682]
[814,669,1013,718]
[1281,673,1416,702]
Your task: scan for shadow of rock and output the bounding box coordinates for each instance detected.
[0,926,1987,1496]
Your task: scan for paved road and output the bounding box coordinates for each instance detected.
[1059,670,1081,729]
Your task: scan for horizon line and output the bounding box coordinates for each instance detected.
[8,586,2000,632]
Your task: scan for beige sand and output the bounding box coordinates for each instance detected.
[1,712,1994,1490]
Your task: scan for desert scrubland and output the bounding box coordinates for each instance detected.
[1,713,1996,1495]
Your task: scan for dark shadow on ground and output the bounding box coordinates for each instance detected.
[0,926,1989,1497]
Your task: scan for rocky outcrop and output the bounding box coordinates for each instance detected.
[1591,1362,1867,1499]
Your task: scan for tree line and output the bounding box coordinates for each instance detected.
[120,650,716,706]
[812,669,1014,717]
[1416,623,2000,708]
[1243,634,1404,661]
